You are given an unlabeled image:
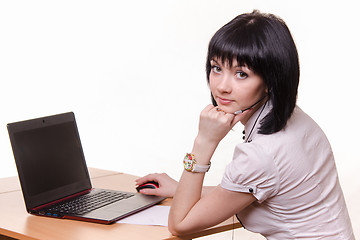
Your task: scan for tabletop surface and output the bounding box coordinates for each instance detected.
[0,168,240,240]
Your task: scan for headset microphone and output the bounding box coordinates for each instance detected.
[234,95,268,115]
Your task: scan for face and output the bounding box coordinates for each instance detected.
[209,57,268,116]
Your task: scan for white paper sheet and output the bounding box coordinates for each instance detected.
[117,205,170,226]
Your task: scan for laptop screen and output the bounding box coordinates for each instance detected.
[7,112,91,210]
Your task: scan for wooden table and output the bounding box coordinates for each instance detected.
[0,168,241,240]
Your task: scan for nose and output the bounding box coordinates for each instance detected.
[217,73,232,93]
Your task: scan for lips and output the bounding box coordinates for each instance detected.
[217,97,234,105]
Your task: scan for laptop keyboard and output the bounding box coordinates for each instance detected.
[47,190,135,215]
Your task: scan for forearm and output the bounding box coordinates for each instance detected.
[201,186,217,197]
[168,136,218,234]
[168,105,241,235]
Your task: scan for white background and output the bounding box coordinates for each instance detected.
[0,0,359,237]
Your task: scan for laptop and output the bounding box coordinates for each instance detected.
[7,112,165,224]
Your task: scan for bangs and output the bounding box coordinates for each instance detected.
[207,20,265,73]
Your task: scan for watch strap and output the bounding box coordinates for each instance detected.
[193,162,211,172]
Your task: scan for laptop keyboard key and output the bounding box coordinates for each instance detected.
[47,190,135,215]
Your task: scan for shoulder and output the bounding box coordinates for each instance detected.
[285,106,324,135]
[258,106,329,149]
[232,142,278,178]
[221,142,280,202]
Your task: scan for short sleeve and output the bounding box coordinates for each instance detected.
[221,143,280,203]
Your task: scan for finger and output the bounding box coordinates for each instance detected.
[135,173,159,185]
[203,104,216,113]
[230,114,242,128]
[225,112,235,119]
[140,187,170,198]
[139,188,160,196]
[222,113,237,127]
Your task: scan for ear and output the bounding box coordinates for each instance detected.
[265,87,270,94]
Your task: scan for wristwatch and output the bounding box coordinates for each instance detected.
[183,153,211,173]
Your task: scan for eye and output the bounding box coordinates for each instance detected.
[211,65,222,73]
[236,71,248,80]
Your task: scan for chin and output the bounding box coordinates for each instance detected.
[219,106,237,114]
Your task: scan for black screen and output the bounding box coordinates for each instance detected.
[13,121,89,197]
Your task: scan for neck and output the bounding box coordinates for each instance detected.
[240,97,268,125]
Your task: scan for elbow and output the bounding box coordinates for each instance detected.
[168,220,188,236]
[168,212,200,236]
[168,228,181,236]
[168,222,182,236]
[168,221,195,237]
[168,214,182,236]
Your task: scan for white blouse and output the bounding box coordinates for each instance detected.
[220,102,355,239]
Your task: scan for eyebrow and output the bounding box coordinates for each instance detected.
[210,59,220,65]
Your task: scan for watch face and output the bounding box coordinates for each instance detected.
[183,154,195,171]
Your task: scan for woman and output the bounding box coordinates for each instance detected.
[136,10,355,239]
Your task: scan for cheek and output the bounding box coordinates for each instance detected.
[256,82,268,96]
[208,75,217,92]
[247,77,267,97]
[234,81,266,103]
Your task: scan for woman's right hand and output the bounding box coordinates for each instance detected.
[196,104,242,147]
[135,173,178,198]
